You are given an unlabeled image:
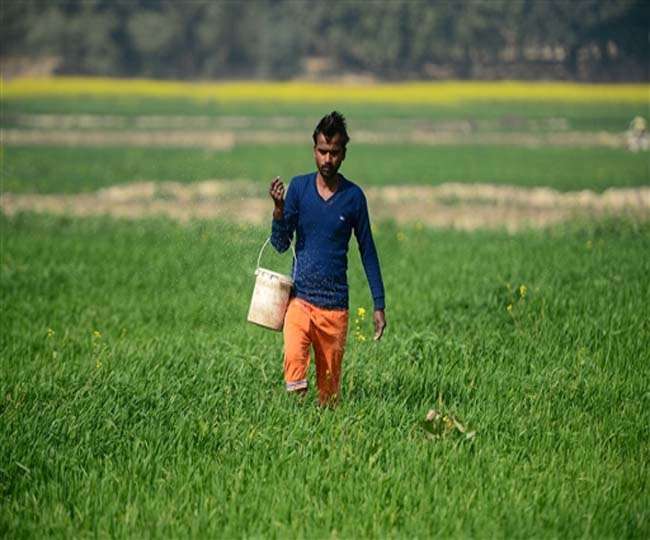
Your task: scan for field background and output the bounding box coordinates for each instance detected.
[1,79,649,538]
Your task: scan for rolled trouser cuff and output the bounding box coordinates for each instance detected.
[286,379,308,392]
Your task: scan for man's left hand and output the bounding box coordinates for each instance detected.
[373,309,386,341]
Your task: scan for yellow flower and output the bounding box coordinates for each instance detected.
[507,304,513,313]
[357,307,366,318]
[4,78,647,105]
[93,330,102,338]
[46,328,55,338]
[519,285,527,298]
[353,325,367,342]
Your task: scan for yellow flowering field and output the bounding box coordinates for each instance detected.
[2,77,648,104]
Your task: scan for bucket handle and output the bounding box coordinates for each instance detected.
[256,237,297,277]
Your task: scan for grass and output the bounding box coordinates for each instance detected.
[1,83,649,537]
[3,97,646,133]
[3,144,648,194]
[1,213,649,538]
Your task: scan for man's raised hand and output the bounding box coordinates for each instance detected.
[269,176,285,207]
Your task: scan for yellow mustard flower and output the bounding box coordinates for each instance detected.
[4,78,647,105]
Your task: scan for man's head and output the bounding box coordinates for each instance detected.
[313,111,349,181]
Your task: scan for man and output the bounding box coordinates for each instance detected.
[269,111,386,406]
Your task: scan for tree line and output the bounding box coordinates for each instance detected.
[2,0,648,81]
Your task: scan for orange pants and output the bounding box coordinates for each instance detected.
[283,297,349,404]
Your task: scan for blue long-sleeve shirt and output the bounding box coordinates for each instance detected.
[270,172,385,311]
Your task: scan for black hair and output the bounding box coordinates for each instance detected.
[312,111,350,148]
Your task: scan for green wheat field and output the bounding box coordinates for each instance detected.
[1,86,649,538]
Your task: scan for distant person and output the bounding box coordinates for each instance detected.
[626,116,648,152]
[268,111,386,406]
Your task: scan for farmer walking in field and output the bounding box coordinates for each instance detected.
[269,111,386,406]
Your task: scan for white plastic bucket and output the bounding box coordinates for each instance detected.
[247,238,295,331]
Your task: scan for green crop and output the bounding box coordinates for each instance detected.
[3,97,646,133]
[3,144,648,194]
[2,214,648,538]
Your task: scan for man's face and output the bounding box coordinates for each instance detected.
[313,132,346,181]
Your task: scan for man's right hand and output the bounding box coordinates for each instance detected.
[269,176,285,206]
[269,176,285,220]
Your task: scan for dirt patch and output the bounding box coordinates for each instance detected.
[368,183,650,230]
[405,130,624,148]
[2,181,648,232]
[2,128,627,149]
[8,114,310,131]
[6,114,567,132]
[1,130,236,150]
